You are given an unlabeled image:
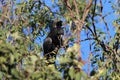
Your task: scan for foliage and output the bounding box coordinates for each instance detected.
[0,0,86,79]
[0,0,61,79]
[0,0,120,80]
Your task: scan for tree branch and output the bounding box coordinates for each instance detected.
[99,0,112,39]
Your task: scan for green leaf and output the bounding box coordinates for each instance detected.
[69,66,75,79]
[10,54,14,64]
[0,72,3,79]
[11,69,22,79]
[75,72,81,80]
[30,55,38,64]
[80,71,87,79]
[0,57,6,63]
[59,56,71,64]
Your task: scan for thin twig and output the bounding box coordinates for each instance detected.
[73,0,79,19]
[99,0,112,40]
[63,0,74,17]
[91,0,97,37]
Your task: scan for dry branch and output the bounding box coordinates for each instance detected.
[63,0,93,59]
